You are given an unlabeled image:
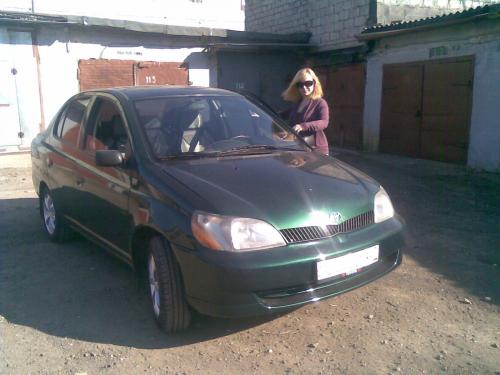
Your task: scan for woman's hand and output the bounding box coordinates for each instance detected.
[293,124,304,133]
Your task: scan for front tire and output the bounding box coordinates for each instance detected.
[147,236,191,332]
[40,187,71,242]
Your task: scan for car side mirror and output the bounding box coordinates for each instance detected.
[95,150,124,167]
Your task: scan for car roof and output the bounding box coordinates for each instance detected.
[85,85,241,100]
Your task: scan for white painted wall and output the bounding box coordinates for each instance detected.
[35,26,211,129]
[0,0,245,30]
[362,19,500,171]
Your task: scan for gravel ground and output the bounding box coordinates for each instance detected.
[0,150,499,375]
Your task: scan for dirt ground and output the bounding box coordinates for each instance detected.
[0,150,499,375]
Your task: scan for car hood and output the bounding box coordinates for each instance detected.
[157,151,380,229]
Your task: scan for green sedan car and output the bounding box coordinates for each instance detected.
[31,86,404,332]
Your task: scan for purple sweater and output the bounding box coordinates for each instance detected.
[287,98,330,154]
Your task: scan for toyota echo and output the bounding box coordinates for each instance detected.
[31,86,405,332]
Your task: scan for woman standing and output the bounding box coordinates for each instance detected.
[282,68,330,155]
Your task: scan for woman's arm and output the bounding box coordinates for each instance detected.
[300,100,329,132]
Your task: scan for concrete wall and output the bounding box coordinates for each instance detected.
[0,0,245,30]
[35,25,211,126]
[0,24,211,151]
[362,19,500,171]
[216,50,304,112]
[245,0,373,51]
[245,0,498,51]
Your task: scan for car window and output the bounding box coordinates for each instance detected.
[85,98,130,155]
[56,98,90,146]
[134,95,305,159]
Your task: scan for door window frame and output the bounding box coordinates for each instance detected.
[82,93,135,161]
[53,95,93,149]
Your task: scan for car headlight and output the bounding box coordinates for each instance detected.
[374,187,395,223]
[191,211,286,251]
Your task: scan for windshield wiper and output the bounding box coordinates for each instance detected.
[159,151,219,160]
[215,145,304,156]
[159,145,304,160]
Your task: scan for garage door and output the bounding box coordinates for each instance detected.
[0,31,42,150]
[380,56,473,164]
[78,59,188,91]
[315,63,365,149]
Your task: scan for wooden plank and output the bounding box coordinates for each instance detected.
[380,64,423,157]
[420,57,473,164]
[315,63,365,149]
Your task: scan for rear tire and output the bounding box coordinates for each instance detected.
[39,187,72,242]
[147,236,191,332]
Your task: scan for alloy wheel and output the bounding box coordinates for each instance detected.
[42,192,56,235]
[148,254,161,317]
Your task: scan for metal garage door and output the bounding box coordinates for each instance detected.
[78,59,188,91]
[380,56,474,164]
[315,63,365,149]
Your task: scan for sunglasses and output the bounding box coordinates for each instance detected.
[296,80,315,89]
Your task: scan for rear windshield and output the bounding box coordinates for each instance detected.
[133,95,305,158]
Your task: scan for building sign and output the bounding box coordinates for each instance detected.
[429,46,448,58]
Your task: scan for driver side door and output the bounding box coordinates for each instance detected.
[73,95,134,259]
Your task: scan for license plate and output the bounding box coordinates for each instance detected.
[317,245,379,281]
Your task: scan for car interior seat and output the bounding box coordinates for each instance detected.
[110,115,129,153]
[178,108,203,152]
[144,116,172,157]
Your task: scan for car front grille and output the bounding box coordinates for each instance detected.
[279,210,374,244]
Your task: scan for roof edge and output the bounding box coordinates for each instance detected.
[358,4,500,40]
[0,10,310,45]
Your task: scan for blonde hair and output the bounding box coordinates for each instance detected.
[282,68,324,102]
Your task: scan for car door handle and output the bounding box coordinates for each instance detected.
[76,177,84,186]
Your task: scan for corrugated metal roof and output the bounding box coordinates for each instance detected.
[360,4,500,39]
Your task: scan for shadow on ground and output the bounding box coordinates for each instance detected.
[0,197,280,349]
[334,149,500,302]
[1,151,499,348]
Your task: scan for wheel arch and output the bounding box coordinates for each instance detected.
[131,225,163,276]
[38,180,49,195]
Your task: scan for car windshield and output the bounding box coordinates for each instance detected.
[133,95,306,159]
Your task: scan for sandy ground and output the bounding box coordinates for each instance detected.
[0,150,499,375]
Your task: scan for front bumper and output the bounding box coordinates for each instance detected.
[173,215,405,318]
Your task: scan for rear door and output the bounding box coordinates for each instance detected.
[47,97,91,217]
[73,94,134,258]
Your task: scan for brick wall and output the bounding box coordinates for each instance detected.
[245,0,373,51]
[78,59,188,91]
[245,0,498,51]
[78,60,134,91]
[245,0,309,35]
